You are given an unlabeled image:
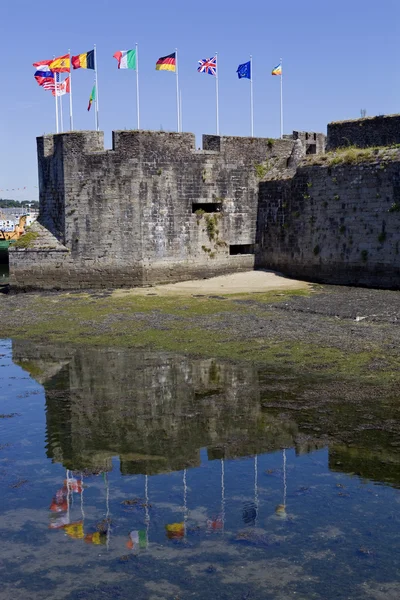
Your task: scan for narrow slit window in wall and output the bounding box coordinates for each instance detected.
[229,244,255,255]
[192,203,222,214]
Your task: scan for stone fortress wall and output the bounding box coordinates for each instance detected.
[9,113,400,290]
[9,129,321,289]
[256,115,400,288]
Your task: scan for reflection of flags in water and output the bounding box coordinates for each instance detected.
[49,514,70,529]
[63,521,84,539]
[50,486,68,512]
[206,516,223,532]
[64,478,82,493]
[165,522,184,539]
[85,531,107,545]
[127,529,147,550]
[242,501,257,526]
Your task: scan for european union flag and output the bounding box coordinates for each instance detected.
[237,61,251,80]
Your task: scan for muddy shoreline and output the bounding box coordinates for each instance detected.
[0,283,399,378]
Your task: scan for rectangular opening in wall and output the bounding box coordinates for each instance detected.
[192,202,222,214]
[306,144,317,155]
[229,244,255,255]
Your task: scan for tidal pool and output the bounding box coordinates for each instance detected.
[1,338,400,600]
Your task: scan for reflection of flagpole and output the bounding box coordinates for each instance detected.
[66,469,70,521]
[280,57,283,139]
[68,49,73,130]
[221,458,225,533]
[94,44,99,131]
[250,55,254,137]
[144,474,150,543]
[215,52,220,135]
[183,469,188,540]
[80,472,85,521]
[175,48,180,132]
[254,455,258,525]
[283,448,287,508]
[104,472,110,549]
[136,43,140,129]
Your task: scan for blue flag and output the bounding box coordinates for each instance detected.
[237,61,251,80]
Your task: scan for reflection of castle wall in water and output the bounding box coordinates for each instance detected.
[14,340,400,487]
[12,341,298,474]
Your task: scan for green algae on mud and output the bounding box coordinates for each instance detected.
[1,286,400,383]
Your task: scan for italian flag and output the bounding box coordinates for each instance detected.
[113,49,137,70]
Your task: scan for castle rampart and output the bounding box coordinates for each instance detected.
[10,114,400,291]
[327,114,400,150]
[10,129,311,289]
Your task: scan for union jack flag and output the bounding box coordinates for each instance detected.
[198,56,217,76]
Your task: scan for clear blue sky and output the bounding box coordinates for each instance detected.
[1,0,399,201]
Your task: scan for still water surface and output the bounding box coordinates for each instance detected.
[1,339,400,599]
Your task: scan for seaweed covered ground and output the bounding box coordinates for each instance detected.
[1,283,399,384]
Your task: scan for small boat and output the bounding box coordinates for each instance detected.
[0,215,27,248]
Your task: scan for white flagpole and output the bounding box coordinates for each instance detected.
[59,82,64,132]
[68,49,74,131]
[94,44,100,131]
[179,89,182,132]
[250,55,254,137]
[175,48,180,132]
[93,79,97,130]
[136,43,140,129]
[280,57,283,139]
[54,72,59,134]
[215,52,220,135]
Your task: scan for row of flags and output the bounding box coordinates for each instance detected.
[33,48,283,136]
[33,49,282,81]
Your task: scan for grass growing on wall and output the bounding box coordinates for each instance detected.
[306,145,400,167]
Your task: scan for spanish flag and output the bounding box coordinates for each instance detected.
[72,50,95,70]
[156,52,176,72]
[50,54,70,73]
[271,63,282,76]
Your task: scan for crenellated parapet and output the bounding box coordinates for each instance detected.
[10,128,323,290]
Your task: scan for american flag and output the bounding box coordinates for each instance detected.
[198,56,217,76]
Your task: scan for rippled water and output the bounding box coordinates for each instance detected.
[1,339,400,599]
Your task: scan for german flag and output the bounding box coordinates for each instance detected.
[156,52,176,72]
[72,50,95,70]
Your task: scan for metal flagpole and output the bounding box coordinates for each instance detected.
[280,57,283,139]
[136,43,140,129]
[175,48,180,132]
[94,44,99,131]
[179,89,182,132]
[93,78,97,130]
[215,52,220,135]
[68,49,74,130]
[59,81,64,133]
[54,65,59,134]
[250,55,254,137]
